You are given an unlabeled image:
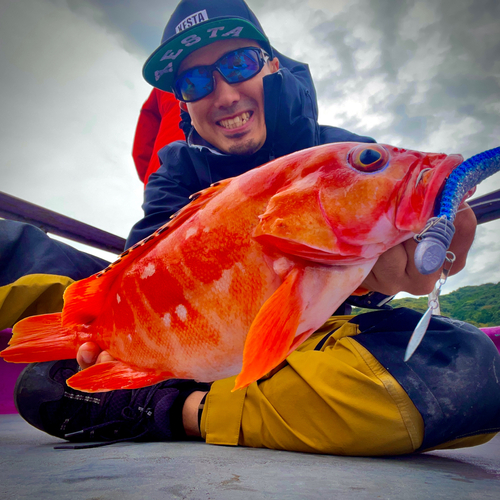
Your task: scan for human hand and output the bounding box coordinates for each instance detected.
[361,202,477,296]
[77,342,116,369]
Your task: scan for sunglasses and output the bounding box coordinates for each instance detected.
[173,47,271,103]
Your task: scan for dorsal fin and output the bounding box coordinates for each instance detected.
[167,178,233,230]
[62,179,232,328]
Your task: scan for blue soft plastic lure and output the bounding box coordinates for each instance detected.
[414,147,500,275]
[406,146,500,362]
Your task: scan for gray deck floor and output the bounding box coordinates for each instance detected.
[1,414,499,499]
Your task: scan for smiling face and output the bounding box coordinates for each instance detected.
[178,38,279,156]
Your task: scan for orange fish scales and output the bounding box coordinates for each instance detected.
[184,254,277,336]
[179,226,250,284]
[92,258,197,371]
[118,229,261,376]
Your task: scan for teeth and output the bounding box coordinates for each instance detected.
[219,112,251,129]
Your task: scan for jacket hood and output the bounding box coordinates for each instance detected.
[179,48,320,163]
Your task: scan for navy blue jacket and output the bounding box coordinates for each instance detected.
[126,54,375,248]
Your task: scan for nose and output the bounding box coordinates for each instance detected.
[211,71,241,108]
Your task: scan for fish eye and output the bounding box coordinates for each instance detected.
[348,145,389,172]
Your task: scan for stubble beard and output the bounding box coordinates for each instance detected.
[225,135,262,156]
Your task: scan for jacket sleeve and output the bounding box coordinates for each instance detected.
[132,89,161,183]
[319,125,376,145]
[132,89,185,185]
[143,91,185,185]
[125,143,203,248]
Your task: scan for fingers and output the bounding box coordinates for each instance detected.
[447,202,477,276]
[77,342,116,369]
[361,244,410,296]
[96,350,116,364]
[401,238,443,295]
[362,240,440,296]
[361,204,477,297]
[77,342,100,369]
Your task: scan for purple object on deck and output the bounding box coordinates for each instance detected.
[0,329,27,414]
[480,326,500,352]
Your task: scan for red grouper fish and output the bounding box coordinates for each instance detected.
[1,142,465,392]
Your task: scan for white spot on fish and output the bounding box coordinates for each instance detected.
[162,313,172,328]
[203,226,210,233]
[116,294,121,303]
[185,227,198,239]
[213,268,233,294]
[141,263,156,279]
[127,334,132,343]
[176,305,188,322]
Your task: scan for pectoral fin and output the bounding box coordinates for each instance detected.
[234,268,305,391]
[233,260,378,391]
[67,361,174,393]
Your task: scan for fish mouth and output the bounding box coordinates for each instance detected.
[396,153,464,232]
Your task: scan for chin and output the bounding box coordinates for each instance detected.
[225,138,263,156]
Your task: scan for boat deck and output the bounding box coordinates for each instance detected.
[1,413,499,500]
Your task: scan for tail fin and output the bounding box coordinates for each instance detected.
[0,313,77,363]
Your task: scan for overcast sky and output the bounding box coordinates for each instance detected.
[1,0,499,297]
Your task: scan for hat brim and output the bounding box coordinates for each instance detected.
[143,17,272,92]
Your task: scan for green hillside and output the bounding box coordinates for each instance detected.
[353,282,500,327]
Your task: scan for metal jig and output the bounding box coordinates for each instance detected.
[404,251,455,362]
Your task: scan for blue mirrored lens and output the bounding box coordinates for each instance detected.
[218,49,261,82]
[177,66,213,102]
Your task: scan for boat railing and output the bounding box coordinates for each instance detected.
[0,191,125,255]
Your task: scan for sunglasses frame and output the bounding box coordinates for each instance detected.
[173,47,271,103]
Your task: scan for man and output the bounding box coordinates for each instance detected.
[15,0,499,454]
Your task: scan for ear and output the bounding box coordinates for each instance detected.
[179,101,188,112]
[269,57,280,74]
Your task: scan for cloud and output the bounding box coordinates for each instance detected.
[0,0,149,249]
[59,0,179,55]
[256,0,499,157]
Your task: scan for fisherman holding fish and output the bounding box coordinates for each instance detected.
[9,0,499,454]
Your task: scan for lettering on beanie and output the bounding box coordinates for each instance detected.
[175,10,209,33]
[155,63,173,81]
[157,26,246,78]
[155,19,250,84]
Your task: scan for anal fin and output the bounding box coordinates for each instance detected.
[67,361,175,393]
